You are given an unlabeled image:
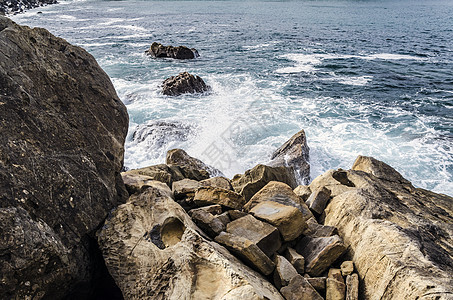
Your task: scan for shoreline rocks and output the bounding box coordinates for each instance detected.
[0,0,56,14]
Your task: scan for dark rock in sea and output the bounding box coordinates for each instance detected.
[162,72,210,96]
[0,0,56,14]
[0,17,128,299]
[269,129,310,185]
[145,42,199,59]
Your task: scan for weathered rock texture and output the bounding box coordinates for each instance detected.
[162,72,209,96]
[318,156,453,299]
[145,42,199,59]
[97,183,283,299]
[232,164,298,201]
[167,148,223,179]
[0,17,128,299]
[0,0,56,14]
[269,129,310,185]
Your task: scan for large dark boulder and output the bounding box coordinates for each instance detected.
[162,72,210,96]
[0,17,128,299]
[145,42,199,59]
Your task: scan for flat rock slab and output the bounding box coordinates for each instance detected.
[123,163,184,187]
[232,164,297,201]
[326,278,346,300]
[303,217,338,238]
[244,181,314,222]
[226,214,281,258]
[250,200,306,241]
[296,235,346,276]
[306,277,326,293]
[280,275,324,300]
[215,232,276,276]
[194,186,245,210]
[200,176,234,190]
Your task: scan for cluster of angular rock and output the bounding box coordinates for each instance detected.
[115,147,359,300]
[0,0,55,14]
[145,42,210,96]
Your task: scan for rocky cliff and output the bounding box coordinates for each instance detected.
[0,17,128,299]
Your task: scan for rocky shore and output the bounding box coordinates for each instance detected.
[0,0,56,14]
[1,17,453,300]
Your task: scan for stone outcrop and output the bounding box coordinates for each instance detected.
[167,148,223,179]
[269,129,310,185]
[131,121,193,151]
[97,182,284,299]
[194,186,245,210]
[0,17,128,299]
[318,156,453,299]
[122,163,184,187]
[162,72,210,96]
[232,165,298,201]
[0,0,56,14]
[145,42,199,59]
[273,255,299,289]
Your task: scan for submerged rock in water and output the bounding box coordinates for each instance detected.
[162,72,210,96]
[145,42,199,59]
[131,121,193,153]
[97,182,284,299]
[319,156,453,299]
[269,129,310,185]
[0,17,128,299]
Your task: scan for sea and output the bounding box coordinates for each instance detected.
[11,0,453,196]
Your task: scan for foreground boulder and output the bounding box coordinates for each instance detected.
[145,42,199,59]
[269,129,310,185]
[162,72,210,96]
[0,17,128,298]
[319,156,453,299]
[97,183,283,299]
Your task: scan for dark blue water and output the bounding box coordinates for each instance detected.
[12,0,453,195]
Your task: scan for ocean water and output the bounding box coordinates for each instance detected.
[11,0,453,196]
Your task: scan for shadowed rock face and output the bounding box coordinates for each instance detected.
[97,182,284,299]
[145,42,199,59]
[0,17,128,299]
[317,156,453,299]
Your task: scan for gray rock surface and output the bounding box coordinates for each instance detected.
[0,17,128,299]
[167,148,223,179]
[269,129,310,185]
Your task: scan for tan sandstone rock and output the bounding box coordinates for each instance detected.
[345,273,359,300]
[97,181,283,299]
[226,214,281,258]
[285,247,305,274]
[280,275,324,300]
[232,164,297,201]
[249,201,306,241]
[320,155,453,299]
[296,235,346,276]
[194,186,245,210]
